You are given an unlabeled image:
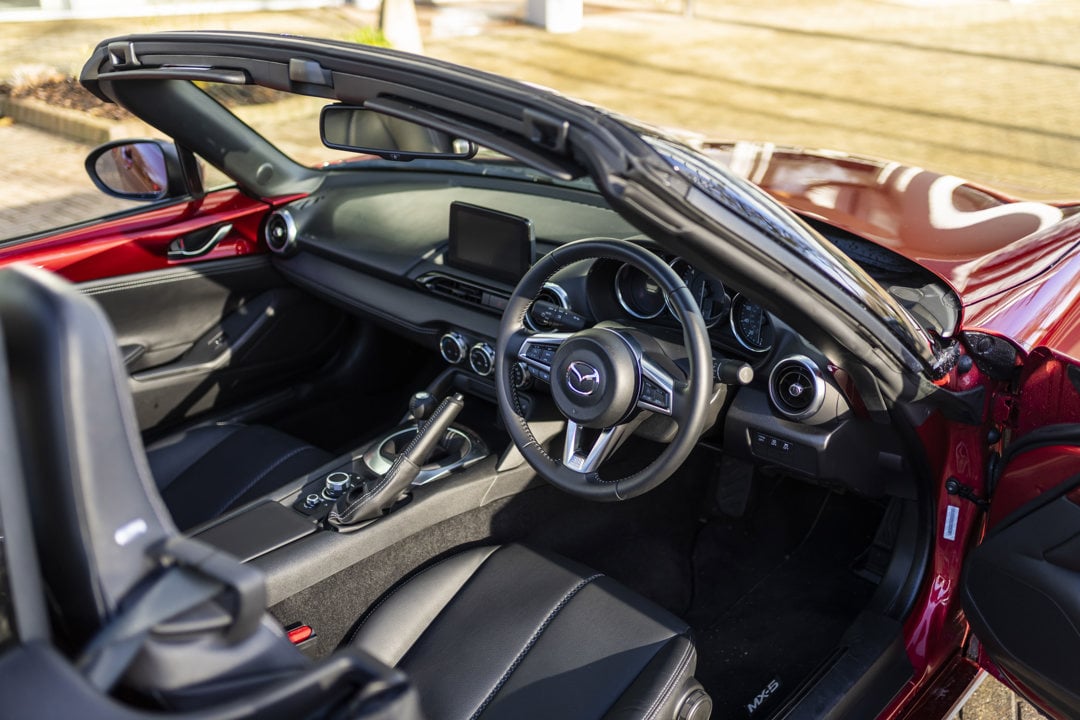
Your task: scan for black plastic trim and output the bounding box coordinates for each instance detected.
[775,612,913,720]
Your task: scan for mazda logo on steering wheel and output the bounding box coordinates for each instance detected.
[566,361,601,397]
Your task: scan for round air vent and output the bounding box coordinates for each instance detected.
[525,282,570,331]
[264,210,297,256]
[768,355,825,421]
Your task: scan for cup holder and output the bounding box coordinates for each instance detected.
[362,425,486,486]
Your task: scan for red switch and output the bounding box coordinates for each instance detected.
[286,624,313,644]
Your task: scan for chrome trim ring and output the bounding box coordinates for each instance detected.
[468,342,496,377]
[439,332,468,364]
[767,354,826,421]
[264,209,297,255]
[730,293,774,353]
[614,263,665,320]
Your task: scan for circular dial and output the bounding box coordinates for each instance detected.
[730,294,775,352]
[439,332,467,364]
[614,263,665,319]
[668,259,729,328]
[469,342,495,376]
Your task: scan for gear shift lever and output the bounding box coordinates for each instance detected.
[408,391,439,423]
[329,393,465,530]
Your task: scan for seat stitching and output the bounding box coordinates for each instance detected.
[344,547,497,647]
[469,572,603,720]
[212,445,320,516]
[643,635,694,720]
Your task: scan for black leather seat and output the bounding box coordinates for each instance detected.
[146,424,333,531]
[0,264,711,720]
[350,544,709,720]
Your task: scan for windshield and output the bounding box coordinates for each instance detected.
[206,84,595,190]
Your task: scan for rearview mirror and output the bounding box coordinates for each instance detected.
[85,139,187,201]
[320,105,477,161]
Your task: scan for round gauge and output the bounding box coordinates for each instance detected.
[614,263,665,319]
[730,294,775,352]
[667,258,730,328]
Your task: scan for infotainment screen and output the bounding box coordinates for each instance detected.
[446,202,534,285]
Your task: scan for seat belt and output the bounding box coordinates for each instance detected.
[76,536,265,692]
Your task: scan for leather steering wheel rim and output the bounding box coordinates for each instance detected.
[495,237,712,500]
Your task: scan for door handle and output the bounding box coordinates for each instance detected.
[167,223,232,260]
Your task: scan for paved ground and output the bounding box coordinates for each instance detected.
[0,1,1068,717]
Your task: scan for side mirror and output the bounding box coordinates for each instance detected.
[320,105,477,161]
[85,139,188,201]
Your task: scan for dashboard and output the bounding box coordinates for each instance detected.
[267,171,940,499]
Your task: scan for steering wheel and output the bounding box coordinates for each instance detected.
[495,238,713,500]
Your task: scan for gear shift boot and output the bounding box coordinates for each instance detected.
[362,425,480,486]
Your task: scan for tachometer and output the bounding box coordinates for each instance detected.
[730,294,774,352]
[615,263,665,319]
[668,258,729,328]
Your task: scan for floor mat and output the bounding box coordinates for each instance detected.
[514,446,711,615]
[687,479,883,719]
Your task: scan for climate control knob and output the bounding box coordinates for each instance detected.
[439,332,468,364]
[469,342,495,377]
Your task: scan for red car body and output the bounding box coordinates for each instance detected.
[708,141,1080,718]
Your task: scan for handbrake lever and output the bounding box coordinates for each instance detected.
[329,393,465,531]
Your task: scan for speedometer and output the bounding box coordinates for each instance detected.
[730,294,774,352]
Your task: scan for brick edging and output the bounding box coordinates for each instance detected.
[0,96,153,145]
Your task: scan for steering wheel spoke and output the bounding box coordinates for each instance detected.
[637,355,677,416]
[563,420,636,474]
[518,331,570,384]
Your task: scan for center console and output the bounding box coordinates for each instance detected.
[291,392,489,526]
[194,388,491,561]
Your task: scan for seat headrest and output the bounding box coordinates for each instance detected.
[0,265,176,648]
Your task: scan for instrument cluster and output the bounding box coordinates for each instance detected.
[610,257,775,353]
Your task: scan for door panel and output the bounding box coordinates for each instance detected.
[128,286,345,432]
[1,186,344,436]
[81,256,282,373]
[961,477,1080,720]
[81,257,345,434]
[0,189,272,282]
[961,346,1080,720]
